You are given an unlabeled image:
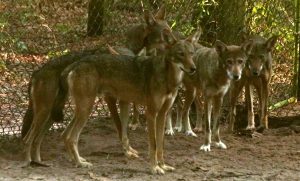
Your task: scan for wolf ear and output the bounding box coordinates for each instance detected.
[215,40,227,55]
[155,5,166,20]
[265,35,278,52]
[144,10,156,26]
[186,28,202,44]
[241,39,253,55]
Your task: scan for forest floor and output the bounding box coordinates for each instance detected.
[0,1,299,180]
[0,116,299,181]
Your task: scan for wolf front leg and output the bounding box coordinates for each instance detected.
[212,94,227,149]
[156,94,176,173]
[193,91,204,133]
[165,111,175,136]
[200,97,213,152]
[145,106,165,175]
[227,79,245,132]
[181,85,197,137]
[173,97,183,133]
[254,77,269,131]
[245,83,256,130]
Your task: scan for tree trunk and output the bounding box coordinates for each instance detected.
[87,0,105,36]
[215,0,246,44]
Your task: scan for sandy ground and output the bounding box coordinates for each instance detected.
[0,117,299,181]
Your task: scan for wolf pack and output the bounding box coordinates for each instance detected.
[20,6,278,175]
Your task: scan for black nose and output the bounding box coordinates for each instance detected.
[252,71,259,76]
[190,67,196,74]
[233,75,240,80]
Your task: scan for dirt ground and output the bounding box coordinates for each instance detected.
[0,117,299,181]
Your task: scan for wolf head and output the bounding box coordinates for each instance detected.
[165,31,202,74]
[215,40,254,81]
[244,35,278,76]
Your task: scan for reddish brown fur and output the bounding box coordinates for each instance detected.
[228,35,278,132]
[61,37,197,174]
[22,6,175,168]
[177,40,253,152]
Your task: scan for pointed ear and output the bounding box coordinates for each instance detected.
[137,47,147,56]
[241,39,253,55]
[155,5,166,20]
[186,29,202,44]
[215,40,227,55]
[144,10,156,26]
[265,35,278,52]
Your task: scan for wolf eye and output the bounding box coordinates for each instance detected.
[226,59,233,65]
[237,59,244,64]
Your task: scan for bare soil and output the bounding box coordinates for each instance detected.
[0,117,299,181]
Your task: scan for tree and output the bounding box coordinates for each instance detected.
[87,0,105,36]
[214,0,246,44]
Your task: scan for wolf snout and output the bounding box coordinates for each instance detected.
[252,70,260,76]
[189,66,196,74]
[233,75,241,80]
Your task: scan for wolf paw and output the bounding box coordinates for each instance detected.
[200,144,211,152]
[151,165,165,175]
[193,127,203,133]
[129,146,139,155]
[159,164,175,172]
[215,141,227,149]
[165,129,175,136]
[173,126,182,132]
[79,156,87,162]
[185,130,197,137]
[246,125,255,130]
[125,146,139,158]
[76,160,93,168]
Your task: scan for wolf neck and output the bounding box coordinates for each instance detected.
[214,64,231,87]
[166,58,184,93]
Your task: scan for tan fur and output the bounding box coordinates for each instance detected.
[61,37,197,174]
[177,39,253,151]
[22,6,174,167]
[228,35,278,132]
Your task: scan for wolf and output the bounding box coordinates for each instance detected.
[227,35,278,132]
[21,6,174,166]
[21,5,170,138]
[60,35,197,174]
[179,39,253,151]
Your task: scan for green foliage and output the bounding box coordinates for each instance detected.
[47,49,70,59]
[55,23,72,35]
[0,59,6,72]
[16,41,28,53]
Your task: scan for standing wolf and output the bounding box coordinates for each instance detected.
[227,35,278,132]
[178,39,253,151]
[60,36,197,174]
[22,6,174,166]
